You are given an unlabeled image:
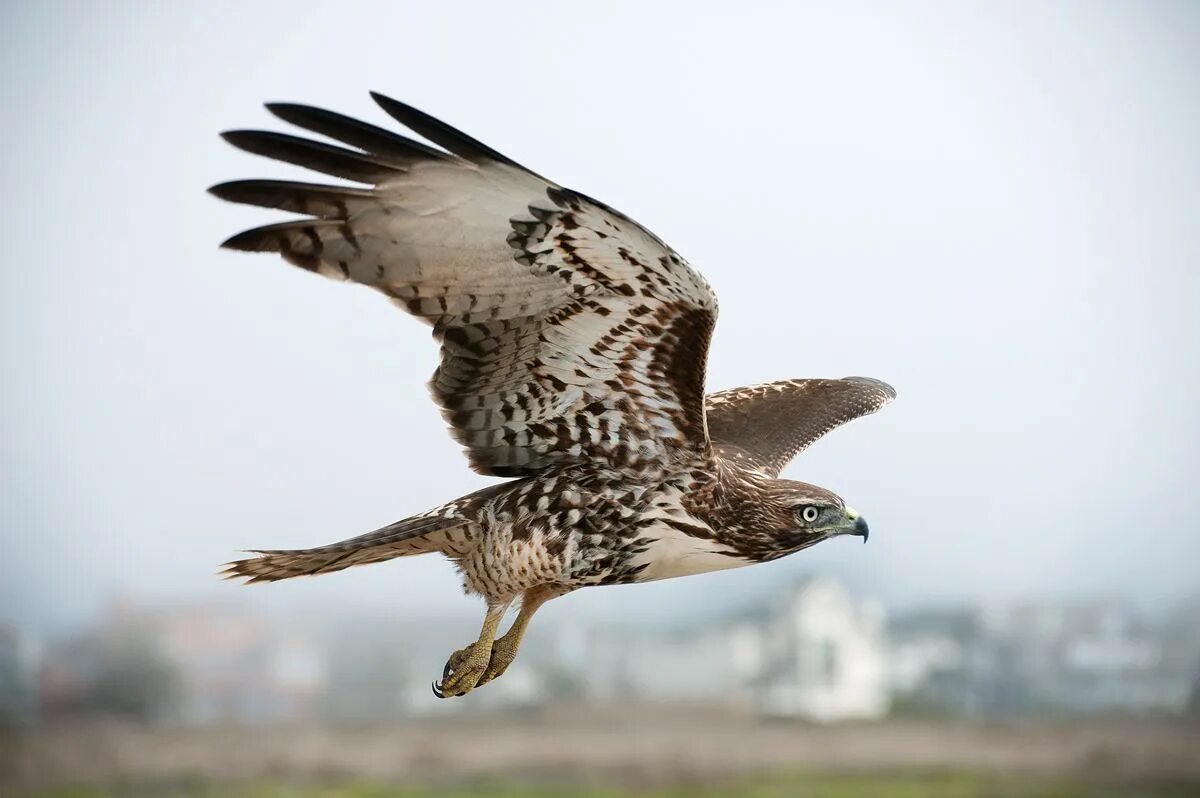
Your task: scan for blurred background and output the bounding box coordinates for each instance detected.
[2,1,1199,796]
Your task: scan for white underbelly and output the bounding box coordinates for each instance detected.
[631,524,751,582]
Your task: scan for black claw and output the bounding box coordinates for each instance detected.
[431,680,444,699]
[442,661,454,680]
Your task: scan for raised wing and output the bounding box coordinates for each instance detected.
[211,93,717,477]
[705,378,895,476]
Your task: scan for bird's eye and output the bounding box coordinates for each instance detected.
[800,505,820,523]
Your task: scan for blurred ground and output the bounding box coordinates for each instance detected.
[10,772,1200,798]
[3,704,1198,796]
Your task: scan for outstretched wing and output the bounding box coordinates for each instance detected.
[211,93,718,477]
[705,378,895,476]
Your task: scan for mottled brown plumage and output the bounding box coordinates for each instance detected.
[213,93,895,697]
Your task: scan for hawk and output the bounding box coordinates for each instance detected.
[212,93,895,698]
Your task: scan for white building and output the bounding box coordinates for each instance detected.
[591,575,890,721]
[755,576,890,721]
[888,600,1200,715]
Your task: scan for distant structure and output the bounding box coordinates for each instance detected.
[578,623,763,705]
[151,603,325,725]
[754,576,890,720]
[586,576,890,722]
[21,587,1199,724]
[38,599,326,725]
[889,600,1200,715]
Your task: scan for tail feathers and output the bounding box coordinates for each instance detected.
[222,514,468,584]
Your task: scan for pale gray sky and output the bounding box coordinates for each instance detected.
[2,1,1198,634]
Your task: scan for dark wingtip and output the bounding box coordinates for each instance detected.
[263,102,312,126]
[219,228,267,251]
[219,129,269,155]
[264,101,334,127]
[219,129,248,146]
[368,91,533,173]
[369,91,427,126]
[368,90,398,109]
[207,181,240,202]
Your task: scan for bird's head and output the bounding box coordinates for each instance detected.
[759,478,870,552]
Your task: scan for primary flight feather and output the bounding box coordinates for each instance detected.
[212,92,895,698]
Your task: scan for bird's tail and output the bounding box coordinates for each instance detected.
[222,511,472,584]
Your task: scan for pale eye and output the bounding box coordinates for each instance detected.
[800,505,820,523]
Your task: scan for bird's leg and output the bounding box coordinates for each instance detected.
[433,597,512,698]
[477,585,563,687]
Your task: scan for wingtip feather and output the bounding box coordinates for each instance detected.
[219,228,274,252]
[207,181,241,202]
[368,92,425,128]
[219,129,252,147]
[368,91,532,172]
[368,90,397,110]
[846,376,897,401]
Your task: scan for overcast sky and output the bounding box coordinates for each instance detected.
[2,1,1198,634]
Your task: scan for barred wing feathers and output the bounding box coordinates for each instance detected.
[211,94,717,477]
[705,378,896,476]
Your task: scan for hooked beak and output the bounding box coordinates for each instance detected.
[844,507,870,544]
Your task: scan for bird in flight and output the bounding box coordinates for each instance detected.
[212,93,895,698]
